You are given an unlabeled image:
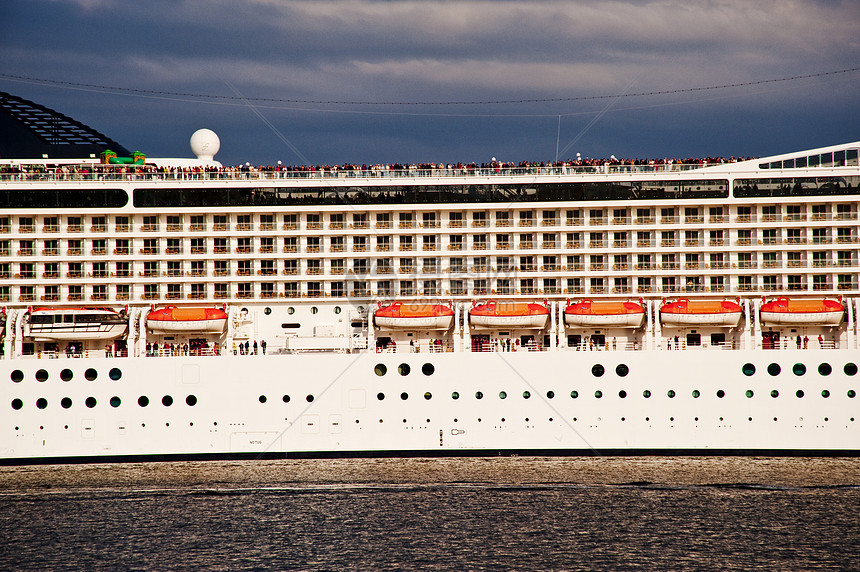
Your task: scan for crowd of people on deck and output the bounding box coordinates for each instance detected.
[0,154,758,180]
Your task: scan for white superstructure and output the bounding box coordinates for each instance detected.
[1,136,859,463]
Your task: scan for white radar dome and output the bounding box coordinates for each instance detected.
[190,129,220,161]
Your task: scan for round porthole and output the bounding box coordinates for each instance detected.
[767,363,781,376]
[36,398,48,409]
[186,395,198,406]
[618,390,627,398]
[109,368,122,381]
[110,396,121,408]
[282,395,291,403]
[10,370,23,383]
[845,363,858,376]
[499,391,507,399]
[138,396,149,407]
[615,364,629,377]
[793,363,806,376]
[85,397,97,408]
[259,395,267,404]
[452,392,460,400]
[264,307,272,315]
[667,390,676,398]
[818,363,832,376]
[821,390,830,398]
[592,364,605,377]
[35,369,48,382]
[398,363,411,376]
[377,393,385,400]
[594,390,603,399]
[306,394,314,402]
[61,397,72,409]
[692,390,700,398]
[475,391,483,400]
[848,390,856,398]
[162,395,174,407]
[311,307,319,314]
[85,368,98,381]
[421,363,435,376]
[717,390,726,398]
[745,390,754,398]
[60,369,73,382]
[771,390,779,398]
[374,364,387,376]
[287,307,295,315]
[334,306,342,314]
[424,392,432,400]
[546,390,555,399]
[570,390,579,399]
[642,390,651,398]
[11,398,23,410]
[796,390,804,398]
[742,363,756,376]
[522,391,531,399]
[400,392,409,400]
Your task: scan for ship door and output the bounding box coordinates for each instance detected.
[762,331,780,350]
[471,334,490,352]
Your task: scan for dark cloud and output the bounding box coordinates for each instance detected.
[2,0,859,165]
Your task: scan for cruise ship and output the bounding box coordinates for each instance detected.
[0,91,857,463]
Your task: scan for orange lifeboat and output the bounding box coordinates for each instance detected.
[760,298,844,326]
[563,300,645,328]
[660,299,743,327]
[147,306,228,333]
[374,302,454,330]
[469,301,549,329]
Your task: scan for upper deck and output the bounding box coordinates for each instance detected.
[0,141,857,212]
[0,139,855,308]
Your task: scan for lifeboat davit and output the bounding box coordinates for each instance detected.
[147,306,228,333]
[374,302,454,330]
[26,307,128,341]
[563,300,645,328]
[760,298,845,326]
[469,301,549,329]
[660,299,743,327]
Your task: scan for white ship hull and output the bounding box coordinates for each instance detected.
[2,349,858,462]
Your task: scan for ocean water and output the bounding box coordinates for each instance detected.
[0,457,857,570]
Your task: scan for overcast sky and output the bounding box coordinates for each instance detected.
[1,0,859,165]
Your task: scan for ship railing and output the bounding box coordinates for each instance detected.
[146,347,220,357]
[0,163,722,183]
[660,340,742,351]
[564,342,643,351]
[474,343,549,352]
[26,348,130,359]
